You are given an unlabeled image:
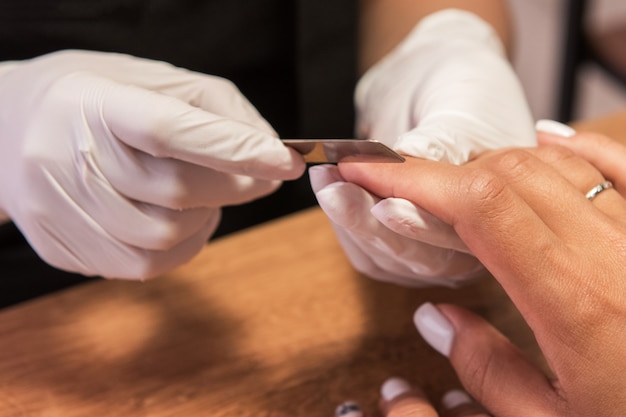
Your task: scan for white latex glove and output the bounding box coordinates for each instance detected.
[0,50,305,280]
[311,9,536,287]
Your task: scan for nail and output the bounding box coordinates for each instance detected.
[413,303,454,357]
[535,119,576,138]
[380,377,412,402]
[335,401,364,417]
[441,389,472,409]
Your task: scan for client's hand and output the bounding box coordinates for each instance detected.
[338,124,626,416]
[311,10,535,288]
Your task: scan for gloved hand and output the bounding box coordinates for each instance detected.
[0,50,305,280]
[310,9,536,287]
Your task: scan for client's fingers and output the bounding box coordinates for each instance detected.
[338,158,562,306]
[379,377,438,417]
[380,378,491,417]
[414,303,563,417]
[537,128,626,196]
[527,144,626,220]
[535,125,626,222]
[440,390,489,417]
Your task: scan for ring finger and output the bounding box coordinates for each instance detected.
[529,144,626,221]
[379,378,490,417]
[473,147,624,238]
[440,390,490,417]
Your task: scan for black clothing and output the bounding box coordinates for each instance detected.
[0,0,357,307]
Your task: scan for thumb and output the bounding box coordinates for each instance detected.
[413,303,563,416]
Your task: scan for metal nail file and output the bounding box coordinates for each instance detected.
[282,139,405,163]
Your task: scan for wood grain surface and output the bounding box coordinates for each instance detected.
[0,111,623,417]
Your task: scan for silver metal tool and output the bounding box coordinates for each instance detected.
[283,139,405,163]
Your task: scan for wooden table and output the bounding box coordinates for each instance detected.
[1,111,625,417]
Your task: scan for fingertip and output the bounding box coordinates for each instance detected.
[314,182,379,229]
[380,377,412,402]
[441,389,472,409]
[535,119,576,138]
[431,305,557,416]
[282,147,307,178]
[441,389,490,417]
[413,302,455,357]
[308,164,344,192]
[379,377,434,416]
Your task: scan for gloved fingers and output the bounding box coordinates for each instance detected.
[309,164,345,193]
[361,55,521,151]
[114,57,276,133]
[32,155,218,250]
[81,74,305,180]
[355,11,534,162]
[27,205,219,280]
[117,217,219,280]
[90,198,215,252]
[314,180,484,286]
[314,180,381,229]
[146,71,277,135]
[371,198,470,253]
[341,224,484,286]
[26,50,276,135]
[310,165,469,254]
[393,111,529,165]
[94,138,283,209]
[310,163,483,286]
[327,221,433,288]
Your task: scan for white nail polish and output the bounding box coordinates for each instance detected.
[535,119,576,137]
[413,303,454,357]
[380,377,411,401]
[441,389,472,409]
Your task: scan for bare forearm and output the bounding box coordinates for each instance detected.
[358,0,513,73]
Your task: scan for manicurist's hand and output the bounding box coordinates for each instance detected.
[311,6,535,287]
[0,50,305,279]
[337,122,626,416]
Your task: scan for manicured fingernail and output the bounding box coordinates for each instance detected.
[414,303,454,357]
[441,389,472,409]
[380,377,412,401]
[535,119,576,137]
[335,401,364,417]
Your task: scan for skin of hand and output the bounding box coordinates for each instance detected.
[376,378,489,417]
[358,0,512,73]
[337,130,626,416]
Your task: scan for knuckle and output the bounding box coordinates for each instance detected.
[455,347,496,402]
[207,75,241,95]
[456,168,520,235]
[536,144,577,164]
[487,148,534,178]
[144,221,183,250]
[460,168,507,208]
